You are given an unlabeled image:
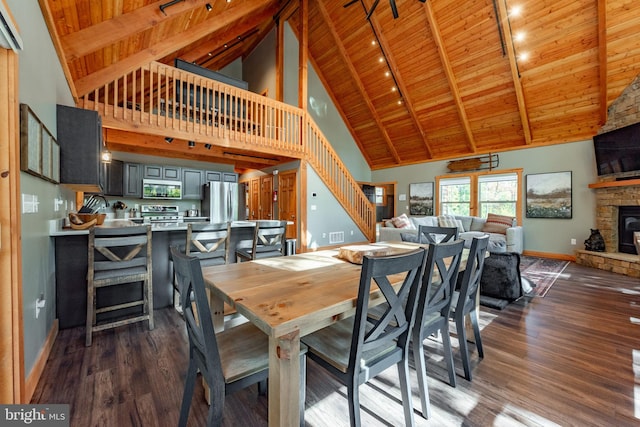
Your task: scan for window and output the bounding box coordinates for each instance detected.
[439,177,470,215]
[436,169,522,223]
[478,173,518,217]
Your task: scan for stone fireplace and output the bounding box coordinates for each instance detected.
[619,206,640,254]
[574,74,640,277]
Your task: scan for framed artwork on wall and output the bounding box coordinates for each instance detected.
[19,103,60,184]
[409,182,434,216]
[526,171,572,219]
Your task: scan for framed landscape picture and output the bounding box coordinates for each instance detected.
[526,171,572,219]
[409,182,434,216]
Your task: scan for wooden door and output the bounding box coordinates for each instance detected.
[278,171,297,240]
[260,175,273,219]
[249,178,260,220]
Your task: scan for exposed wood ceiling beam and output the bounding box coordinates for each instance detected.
[180,5,279,64]
[105,129,282,170]
[298,0,308,111]
[423,1,476,153]
[38,0,78,100]
[61,0,209,62]
[366,1,433,158]
[597,0,608,126]
[74,0,273,96]
[496,0,532,144]
[315,0,400,165]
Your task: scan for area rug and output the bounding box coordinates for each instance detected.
[520,256,570,297]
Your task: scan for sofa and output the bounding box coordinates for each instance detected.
[378,213,523,253]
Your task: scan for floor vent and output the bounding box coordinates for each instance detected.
[329,231,344,244]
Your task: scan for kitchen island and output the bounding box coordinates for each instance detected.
[51,220,257,329]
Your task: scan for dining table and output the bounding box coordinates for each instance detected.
[201,241,471,427]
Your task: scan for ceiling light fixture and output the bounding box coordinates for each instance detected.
[165,137,173,143]
[188,140,195,148]
[101,150,112,163]
[204,144,212,149]
[206,3,213,11]
[158,0,185,16]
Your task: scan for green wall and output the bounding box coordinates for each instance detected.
[372,141,599,255]
[8,0,76,379]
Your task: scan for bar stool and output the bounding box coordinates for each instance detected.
[173,222,233,316]
[86,225,153,346]
[236,220,287,262]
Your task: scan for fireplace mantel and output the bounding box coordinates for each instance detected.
[588,178,640,189]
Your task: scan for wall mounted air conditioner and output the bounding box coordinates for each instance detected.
[0,2,23,52]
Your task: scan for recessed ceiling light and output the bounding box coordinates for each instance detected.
[519,52,529,61]
[204,144,212,150]
[206,3,212,11]
[188,140,195,148]
[165,137,173,143]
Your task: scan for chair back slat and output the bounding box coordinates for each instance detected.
[186,222,230,264]
[415,239,465,329]
[89,226,151,276]
[456,235,490,313]
[417,225,459,244]
[349,248,427,371]
[170,246,225,387]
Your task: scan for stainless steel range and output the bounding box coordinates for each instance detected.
[140,205,184,224]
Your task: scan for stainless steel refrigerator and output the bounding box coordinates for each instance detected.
[202,181,246,223]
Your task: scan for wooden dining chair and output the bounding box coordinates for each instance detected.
[301,248,428,427]
[417,225,459,244]
[411,239,465,419]
[236,220,287,262]
[449,234,490,381]
[171,246,307,427]
[86,225,153,347]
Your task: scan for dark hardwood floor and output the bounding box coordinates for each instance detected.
[32,261,640,426]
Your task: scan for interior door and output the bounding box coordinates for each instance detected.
[249,178,260,220]
[260,175,273,219]
[278,171,297,240]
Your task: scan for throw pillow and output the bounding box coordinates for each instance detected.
[391,213,415,229]
[437,214,464,233]
[482,213,515,235]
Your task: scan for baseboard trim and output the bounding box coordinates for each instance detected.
[523,250,576,262]
[25,319,58,402]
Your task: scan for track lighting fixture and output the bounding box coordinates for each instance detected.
[206,3,212,11]
[188,140,195,148]
[165,137,173,143]
[204,144,212,150]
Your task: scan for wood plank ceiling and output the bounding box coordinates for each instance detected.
[38,0,640,172]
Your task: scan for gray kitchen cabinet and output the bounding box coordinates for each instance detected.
[102,159,123,196]
[223,172,238,183]
[182,168,204,200]
[123,162,142,198]
[144,164,181,180]
[204,170,221,182]
[56,104,104,193]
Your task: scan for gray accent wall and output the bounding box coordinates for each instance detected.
[372,140,599,255]
[306,167,367,248]
[9,0,76,378]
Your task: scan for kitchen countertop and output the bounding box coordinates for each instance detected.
[49,219,257,236]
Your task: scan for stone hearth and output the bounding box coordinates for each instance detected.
[574,74,640,277]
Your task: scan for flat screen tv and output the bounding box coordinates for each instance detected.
[593,121,640,176]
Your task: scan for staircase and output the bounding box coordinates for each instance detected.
[78,61,376,242]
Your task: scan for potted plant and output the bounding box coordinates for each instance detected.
[113,201,127,219]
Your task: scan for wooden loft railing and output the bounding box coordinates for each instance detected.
[78,61,376,241]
